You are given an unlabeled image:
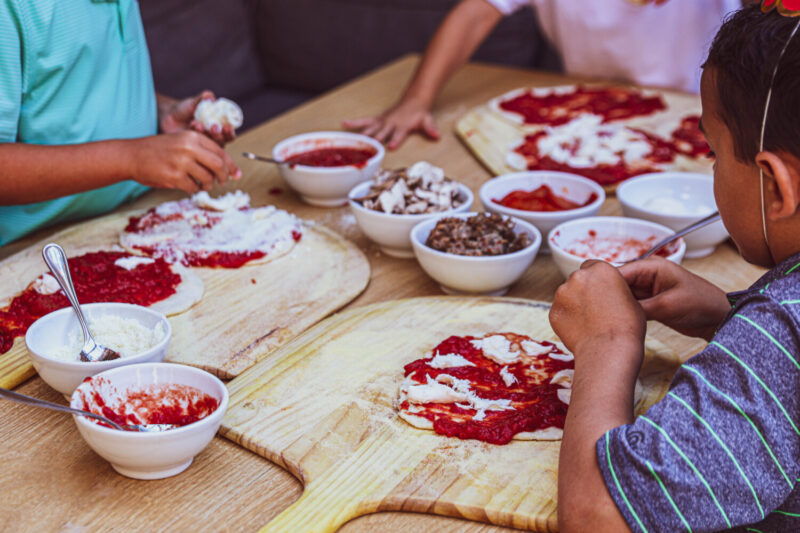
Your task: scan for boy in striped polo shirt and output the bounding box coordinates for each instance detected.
[549,6,800,533]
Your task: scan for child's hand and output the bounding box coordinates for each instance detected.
[128,131,241,194]
[550,261,646,366]
[159,91,235,146]
[343,96,440,150]
[617,257,730,341]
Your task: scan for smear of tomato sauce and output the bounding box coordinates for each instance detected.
[494,185,597,212]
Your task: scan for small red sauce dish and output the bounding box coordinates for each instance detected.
[547,216,685,278]
[272,131,385,207]
[70,362,228,479]
[479,171,605,251]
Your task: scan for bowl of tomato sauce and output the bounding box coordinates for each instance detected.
[548,216,685,278]
[272,131,385,206]
[69,362,228,479]
[479,171,605,251]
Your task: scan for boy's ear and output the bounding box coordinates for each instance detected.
[756,151,800,220]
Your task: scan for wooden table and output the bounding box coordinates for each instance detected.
[0,55,765,532]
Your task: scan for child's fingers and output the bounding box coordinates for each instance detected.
[421,115,441,140]
[343,117,376,130]
[388,128,409,150]
[189,162,216,191]
[373,123,395,144]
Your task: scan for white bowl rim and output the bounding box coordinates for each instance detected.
[272,131,385,173]
[25,302,172,370]
[70,362,229,438]
[616,171,715,204]
[348,180,475,220]
[480,171,606,219]
[411,212,543,262]
[547,215,686,262]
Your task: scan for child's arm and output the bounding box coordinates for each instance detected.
[0,131,240,205]
[343,0,503,149]
[618,257,731,340]
[551,261,800,532]
[550,261,644,532]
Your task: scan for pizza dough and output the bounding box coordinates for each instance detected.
[120,191,303,268]
[148,264,203,316]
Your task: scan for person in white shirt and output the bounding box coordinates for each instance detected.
[344,0,742,149]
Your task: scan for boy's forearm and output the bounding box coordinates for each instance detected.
[558,340,640,533]
[402,0,503,108]
[0,141,136,205]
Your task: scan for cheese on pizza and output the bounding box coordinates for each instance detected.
[396,333,575,444]
[121,191,303,268]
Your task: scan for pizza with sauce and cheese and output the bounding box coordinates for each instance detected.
[120,191,303,268]
[0,250,202,354]
[397,331,643,444]
[483,85,712,191]
[396,332,575,444]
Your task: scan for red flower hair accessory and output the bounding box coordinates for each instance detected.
[762,0,800,16]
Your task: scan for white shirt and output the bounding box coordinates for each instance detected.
[485,0,741,93]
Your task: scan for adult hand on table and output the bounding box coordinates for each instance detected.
[343,96,441,150]
[129,131,241,194]
[618,256,730,341]
[158,90,236,146]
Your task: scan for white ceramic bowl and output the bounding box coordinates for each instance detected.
[25,303,171,397]
[617,172,727,259]
[272,131,385,206]
[348,180,474,258]
[480,171,605,251]
[548,216,686,279]
[410,212,541,295]
[70,362,228,480]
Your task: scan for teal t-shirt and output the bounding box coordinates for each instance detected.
[0,0,157,246]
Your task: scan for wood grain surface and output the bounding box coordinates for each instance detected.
[0,211,369,386]
[221,297,680,532]
[455,86,713,185]
[0,56,767,532]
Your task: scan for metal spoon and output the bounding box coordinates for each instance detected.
[0,387,176,432]
[41,243,120,362]
[619,211,722,264]
[242,151,285,165]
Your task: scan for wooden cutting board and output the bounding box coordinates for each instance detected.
[221,296,682,532]
[0,209,370,388]
[454,85,712,184]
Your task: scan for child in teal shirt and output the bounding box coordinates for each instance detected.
[0,0,240,245]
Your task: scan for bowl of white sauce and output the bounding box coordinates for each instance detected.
[616,172,728,258]
[25,303,171,397]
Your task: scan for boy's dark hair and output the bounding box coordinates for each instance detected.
[703,6,800,163]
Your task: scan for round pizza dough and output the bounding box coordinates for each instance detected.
[148,264,204,316]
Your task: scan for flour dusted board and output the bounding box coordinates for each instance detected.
[455,85,712,189]
[0,209,370,387]
[221,297,681,532]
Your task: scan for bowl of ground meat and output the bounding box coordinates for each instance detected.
[410,212,541,295]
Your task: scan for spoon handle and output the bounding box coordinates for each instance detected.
[242,151,284,165]
[637,211,722,261]
[0,386,124,430]
[42,244,96,352]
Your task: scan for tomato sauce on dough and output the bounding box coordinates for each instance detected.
[400,334,573,445]
[494,185,597,212]
[499,86,667,126]
[0,251,179,353]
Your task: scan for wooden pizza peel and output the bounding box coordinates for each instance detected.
[0,208,370,388]
[454,85,713,190]
[221,296,682,532]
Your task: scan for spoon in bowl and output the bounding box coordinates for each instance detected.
[0,387,176,432]
[617,211,722,265]
[242,151,285,165]
[41,243,120,362]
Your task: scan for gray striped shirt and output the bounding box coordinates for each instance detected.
[598,252,800,532]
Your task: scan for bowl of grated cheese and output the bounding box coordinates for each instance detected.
[25,303,171,397]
